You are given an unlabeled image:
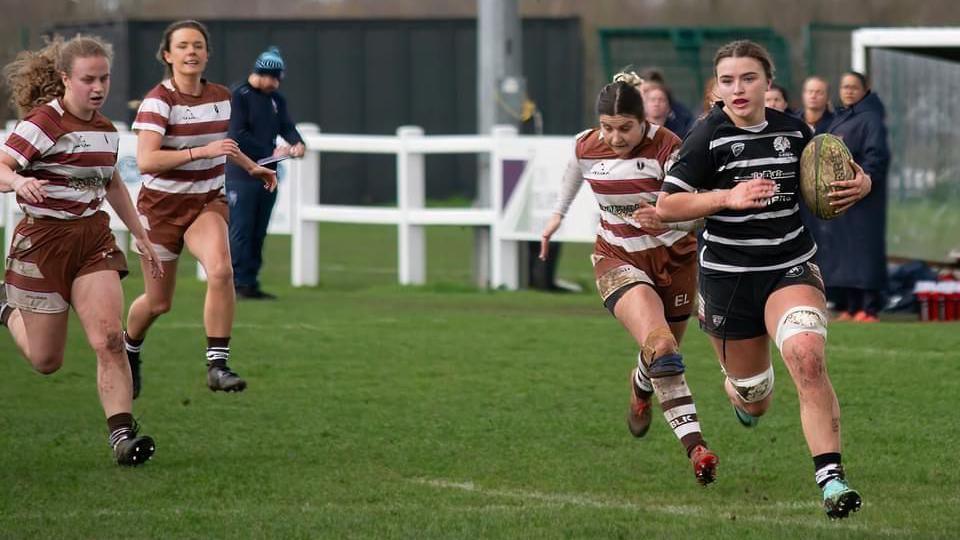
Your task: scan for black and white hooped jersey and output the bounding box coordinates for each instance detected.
[663,105,815,273]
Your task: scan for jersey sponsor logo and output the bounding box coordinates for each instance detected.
[731,142,745,157]
[67,175,109,191]
[785,264,805,278]
[674,293,690,307]
[765,181,795,206]
[598,202,640,217]
[636,160,645,171]
[669,414,696,428]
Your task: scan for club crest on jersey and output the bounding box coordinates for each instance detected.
[773,136,792,156]
[712,315,725,327]
[731,142,745,157]
[72,134,92,152]
[589,162,610,176]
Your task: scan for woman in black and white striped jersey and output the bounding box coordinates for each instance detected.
[655,40,872,519]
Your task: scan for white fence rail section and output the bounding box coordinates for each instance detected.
[291,125,599,290]
[1,123,600,290]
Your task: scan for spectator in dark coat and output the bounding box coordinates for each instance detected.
[810,71,890,322]
[764,83,793,114]
[798,76,834,134]
[639,68,694,137]
[664,98,694,138]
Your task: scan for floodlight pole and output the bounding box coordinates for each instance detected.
[477,0,522,287]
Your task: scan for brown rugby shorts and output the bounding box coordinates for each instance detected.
[133,188,229,261]
[5,211,128,314]
[592,236,698,321]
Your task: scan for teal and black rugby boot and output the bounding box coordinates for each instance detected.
[733,405,760,428]
[822,477,862,519]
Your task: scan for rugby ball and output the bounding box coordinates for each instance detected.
[799,134,854,220]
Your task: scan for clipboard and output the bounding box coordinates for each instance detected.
[256,154,292,166]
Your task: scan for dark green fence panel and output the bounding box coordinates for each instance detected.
[53,18,583,204]
[599,27,791,115]
[802,23,859,103]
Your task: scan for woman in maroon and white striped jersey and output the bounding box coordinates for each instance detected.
[123,20,277,397]
[0,35,163,466]
[539,74,718,486]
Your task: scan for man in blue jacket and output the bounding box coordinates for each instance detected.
[810,71,890,322]
[226,47,305,299]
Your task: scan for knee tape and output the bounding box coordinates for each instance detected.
[775,306,828,351]
[641,327,679,367]
[726,364,775,403]
[648,353,685,378]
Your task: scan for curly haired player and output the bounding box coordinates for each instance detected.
[0,34,163,465]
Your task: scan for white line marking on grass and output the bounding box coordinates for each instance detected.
[411,477,912,536]
[158,322,328,331]
[828,345,952,359]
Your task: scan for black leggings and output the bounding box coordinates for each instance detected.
[827,287,883,316]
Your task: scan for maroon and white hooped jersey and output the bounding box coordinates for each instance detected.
[2,99,118,220]
[555,124,689,253]
[132,79,231,198]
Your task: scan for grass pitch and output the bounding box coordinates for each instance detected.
[1,224,957,539]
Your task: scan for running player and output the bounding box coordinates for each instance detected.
[657,40,871,518]
[540,76,718,485]
[0,35,163,465]
[124,20,277,397]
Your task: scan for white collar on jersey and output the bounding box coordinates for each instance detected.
[739,121,769,133]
